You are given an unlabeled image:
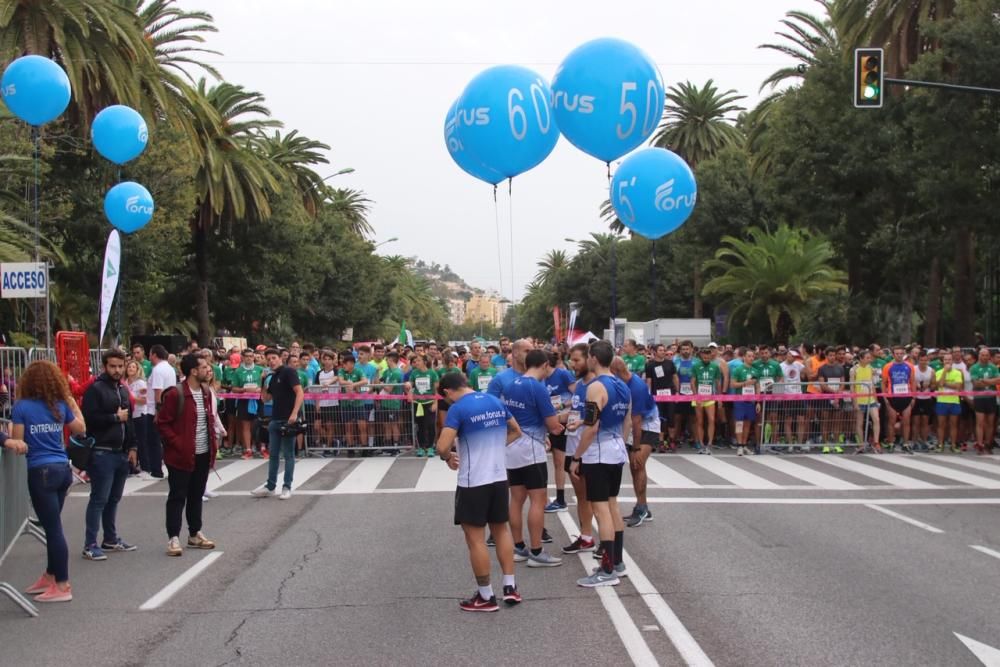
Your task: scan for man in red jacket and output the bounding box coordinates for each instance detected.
[156,353,218,557]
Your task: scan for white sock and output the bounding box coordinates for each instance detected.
[502,574,515,588]
[478,584,493,600]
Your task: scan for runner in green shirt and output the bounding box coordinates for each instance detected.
[230,350,265,460]
[375,352,405,453]
[408,355,439,457]
[338,355,368,456]
[691,347,722,453]
[969,347,1000,454]
[622,339,647,375]
[468,352,498,392]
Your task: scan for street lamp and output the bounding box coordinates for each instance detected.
[374,237,398,250]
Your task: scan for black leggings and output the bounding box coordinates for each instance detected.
[414,407,435,448]
[165,452,210,538]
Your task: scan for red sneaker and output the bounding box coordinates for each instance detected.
[241,450,253,460]
[261,449,270,460]
[24,573,52,595]
[502,585,522,605]
[459,592,498,612]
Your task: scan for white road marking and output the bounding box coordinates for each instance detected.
[206,459,266,491]
[139,551,224,610]
[914,454,1000,476]
[288,458,332,490]
[557,512,714,667]
[414,458,456,492]
[864,504,944,533]
[122,475,164,495]
[642,457,702,488]
[329,457,394,494]
[807,455,939,489]
[683,455,781,489]
[969,545,1000,562]
[747,456,860,490]
[954,632,1000,666]
[879,457,1000,489]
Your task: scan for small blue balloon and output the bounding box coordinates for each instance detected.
[444,99,505,185]
[0,55,72,126]
[552,38,665,162]
[92,105,148,164]
[104,181,154,234]
[456,65,560,179]
[611,148,696,240]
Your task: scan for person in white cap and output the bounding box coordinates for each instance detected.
[779,349,808,448]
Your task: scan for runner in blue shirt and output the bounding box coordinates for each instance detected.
[543,354,576,513]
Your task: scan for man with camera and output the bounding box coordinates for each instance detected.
[251,348,304,500]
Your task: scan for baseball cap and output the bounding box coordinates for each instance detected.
[708,342,719,349]
[927,347,938,354]
[789,350,802,358]
[255,344,266,352]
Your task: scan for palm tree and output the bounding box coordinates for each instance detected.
[327,187,373,238]
[841,0,955,77]
[534,249,569,288]
[258,130,330,216]
[134,0,221,82]
[652,80,746,170]
[758,1,841,92]
[702,223,847,344]
[380,255,448,338]
[183,79,282,343]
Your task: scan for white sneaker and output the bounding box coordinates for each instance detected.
[138,471,152,481]
[737,446,745,456]
[204,489,219,499]
[279,488,292,500]
[250,486,275,498]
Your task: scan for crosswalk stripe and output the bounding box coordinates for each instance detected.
[748,456,860,489]
[414,458,457,491]
[123,475,164,495]
[683,456,782,489]
[878,456,1000,489]
[805,456,938,488]
[329,457,394,494]
[289,458,332,490]
[206,459,266,491]
[643,457,702,489]
[916,454,1000,476]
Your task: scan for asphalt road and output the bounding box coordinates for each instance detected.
[1,451,999,666]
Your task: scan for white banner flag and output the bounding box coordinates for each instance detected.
[99,230,121,344]
[567,302,580,342]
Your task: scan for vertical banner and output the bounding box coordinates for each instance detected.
[553,305,562,343]
[98,230,121,345]
[567,302,580,344]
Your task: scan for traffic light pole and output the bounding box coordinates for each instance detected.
[885,77,1000,97]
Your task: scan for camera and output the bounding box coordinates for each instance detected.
[279,419,309,437]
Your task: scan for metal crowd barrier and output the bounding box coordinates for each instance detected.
[26,347,55,363]
[0,420,46,618]
[758,382,872,450]
[0,347,27,420]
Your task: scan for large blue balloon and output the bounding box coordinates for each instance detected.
[455,65,560,179]
[444,99,505,185]
[92,105,148,165]
[104,181,154,234]
[552,38,665,162]
[0,55,72,126]
[611,148,696,240]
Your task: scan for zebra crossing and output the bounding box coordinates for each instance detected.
[65,452,1000,498]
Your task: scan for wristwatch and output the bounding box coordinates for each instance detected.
[571,457,582,464]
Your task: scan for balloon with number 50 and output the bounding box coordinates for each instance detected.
[611,148,696,240]
[455,65,560,179]
[552,38,664,163]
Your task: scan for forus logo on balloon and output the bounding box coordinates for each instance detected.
[125,195,153,215]
[138,122,148,144]
[552,91,594,114]
[455,107,490,126]
[654,179,697,212]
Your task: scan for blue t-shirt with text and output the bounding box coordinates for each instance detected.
[13,398,73,469]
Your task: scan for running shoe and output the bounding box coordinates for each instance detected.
[250,485,275,498]
[544,499,568,513]
[24,574,52,595]
[576,569,620,588]
[261,449,270,460]
[592,562,627,578]
[459,592,498,612]
[279,487,292,500]
[541,528,553,544]
[100,538,137,552]
[562,535,596,554]
[901,443,915,455]
[527,550,563,567]
[625,508,650,528]
[821,446,831,454]
[592,543,605,560]
[34,583,72,603]
[502,585,522,605]
[414,447,424,458]
[204,489,219,499]
[241,450,253,460]
[486,535,496,548]
[513,545,530,562]
[82,545,107,561]
[833,446,844,454]
[166,536,183,557]
[187,532,216,549]
[975,443,985,455]
[737,446,745,456]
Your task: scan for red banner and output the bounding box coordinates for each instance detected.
[553,305,562,343]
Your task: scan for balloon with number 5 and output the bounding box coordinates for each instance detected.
[552,38,664,163]
[611,148,696,240]
[444,99,505,185]
[0,55,72,126]
[455,65,560,179]
[103,181,154,234]
[92,105,149,165]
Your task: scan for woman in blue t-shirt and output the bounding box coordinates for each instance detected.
[11,361,86,603]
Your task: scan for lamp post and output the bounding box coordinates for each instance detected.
[374,237,398,250]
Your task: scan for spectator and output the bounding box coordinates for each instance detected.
[251,348,303,499]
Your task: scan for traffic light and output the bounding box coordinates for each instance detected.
[854,48,884,108]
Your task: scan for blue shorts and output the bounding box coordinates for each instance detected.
[936,402,961,417]
[733,402,756,422]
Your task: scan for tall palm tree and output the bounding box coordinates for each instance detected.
[652,80,746,170]
[183,79,282,343]
[702,223,847,343]
[841,0,955,76]
[758,1,841,92]
[327,187,373,238]
[0,0,167,129]
[258,130,330,216]
[133,0,221,82]
[534,249,569,288]
[380,255,448,338]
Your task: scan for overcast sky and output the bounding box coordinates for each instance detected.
[185,0,812,301]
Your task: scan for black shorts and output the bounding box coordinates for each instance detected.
[507,462,547,490]
[378,408,400,423]
[318,406,339,424]
[581,462,624,502]
[564,455,574,474]
[888,397,913,413]
[914,398,935,417]
[224,398,237,416]
[640,430,659,447]
[302,403,315,422]
[454,481,510,526]
[236,400,258,421]
[657,403,673,429]
[674,400,694,416]
[962,400,974,419]
[549,433,567,452]
[974,397,996,414]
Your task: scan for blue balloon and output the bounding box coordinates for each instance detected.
[0,55,72,126]
[444,99,505,185]
[552,38,665,162]
[611,148,696,240]
[92,105,148,165]
[103,182,154,234]
[456,65,560,179]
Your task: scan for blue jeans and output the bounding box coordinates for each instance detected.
[266,420,296,491]
[85,450,129,547]
[27,463,72,582]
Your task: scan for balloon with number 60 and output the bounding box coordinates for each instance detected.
[552,38,665,163]
[444,99,505,185]
[455,65,560,179]
[611,148,696,240]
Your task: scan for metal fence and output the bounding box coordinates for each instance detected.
[758,382,873,450]
[0,420,46,618]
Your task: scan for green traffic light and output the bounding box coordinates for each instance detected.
[863,84,879,99]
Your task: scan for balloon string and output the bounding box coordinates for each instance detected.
[32,127,41,347]
[508,178,515,337]
[493,185,504,308]
[606,161,611,185]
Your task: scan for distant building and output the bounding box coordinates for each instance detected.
[448,299,467,325]
[466,293,509,328]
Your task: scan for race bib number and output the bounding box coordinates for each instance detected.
[477,376,491,391]
[654,365,664,378]
[680,385,694,396]
[893,383,908,395]
[698,384,713,396]
[785,384,802,394]
[741,385,755,396]
[244,382,258,390]
[827,380,840,391]
[759,378,774,392]
[415,377,431,393]
[656,388,671,397]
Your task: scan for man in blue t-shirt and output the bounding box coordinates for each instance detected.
[542,353,576,514]
[486,339,531,400]
[436,372,522,612]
